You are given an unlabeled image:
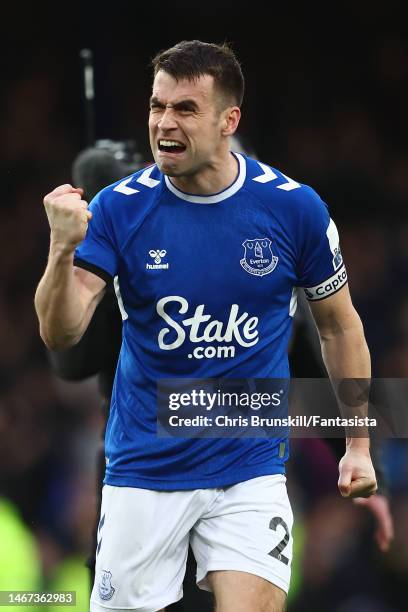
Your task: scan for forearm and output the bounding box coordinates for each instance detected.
[35,243,94,350]
[320,317,371,451]
[48,291,112,379]
[369,436,388,496]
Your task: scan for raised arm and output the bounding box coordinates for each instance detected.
[309,284,377,499]
[35,184,106,350]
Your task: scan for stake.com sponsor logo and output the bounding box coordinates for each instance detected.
[156,296,259,359]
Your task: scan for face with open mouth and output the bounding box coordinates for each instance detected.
[149,70,224,179]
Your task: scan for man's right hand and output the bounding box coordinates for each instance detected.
[43,184,92,251]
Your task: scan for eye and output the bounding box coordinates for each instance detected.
[150,103,164,113]
[178,108,194,115]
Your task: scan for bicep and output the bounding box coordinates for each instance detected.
[308,284,363,340]
[74,266,107,326]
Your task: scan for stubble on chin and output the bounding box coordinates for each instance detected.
[156,161,181,177]
[156,157,196,178]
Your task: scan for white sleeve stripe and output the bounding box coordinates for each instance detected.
[137,166,160,188]
[289,287,298,317]
[113,178,139,195]
[276,172,301,191]
[114,276,128,320]
[303,264,348,301]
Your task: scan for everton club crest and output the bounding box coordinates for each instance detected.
[99,570,115,601]
[240,238,278,277]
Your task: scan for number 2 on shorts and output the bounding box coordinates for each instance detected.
[268,516,290,565]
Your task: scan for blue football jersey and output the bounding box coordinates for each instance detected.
[74,153,347,490]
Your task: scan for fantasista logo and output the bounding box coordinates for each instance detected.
[156,296,259,359]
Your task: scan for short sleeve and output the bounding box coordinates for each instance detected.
[74,191,118,283]
[296,190,348,301]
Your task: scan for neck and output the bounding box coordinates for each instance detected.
[170,151,239,195]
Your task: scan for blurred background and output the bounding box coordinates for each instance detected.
[0,2,407,611]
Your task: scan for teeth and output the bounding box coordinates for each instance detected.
[159,140,183,147]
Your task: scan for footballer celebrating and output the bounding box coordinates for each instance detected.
[35,41,377,612]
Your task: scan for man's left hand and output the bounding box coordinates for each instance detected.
[338,447,377,498]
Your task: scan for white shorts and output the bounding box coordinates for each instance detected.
[90,475,293,612]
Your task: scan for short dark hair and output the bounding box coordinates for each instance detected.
[152,40,244,107]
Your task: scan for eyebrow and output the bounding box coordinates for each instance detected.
[149,96,199,111]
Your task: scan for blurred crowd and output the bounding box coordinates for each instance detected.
[0,17,407,612]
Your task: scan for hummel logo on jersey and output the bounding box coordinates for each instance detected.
[149,249,166,264]
[146,249,169,270]
[240,238,278,276]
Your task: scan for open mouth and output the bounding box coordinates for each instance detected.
[158,139,187,154]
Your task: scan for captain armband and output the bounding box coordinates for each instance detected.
[303,264,348,301]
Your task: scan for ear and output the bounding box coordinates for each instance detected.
[221,106,241,137]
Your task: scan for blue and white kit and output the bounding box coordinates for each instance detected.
[75,153,347,491]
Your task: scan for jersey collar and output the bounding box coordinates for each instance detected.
[164,153,246,204]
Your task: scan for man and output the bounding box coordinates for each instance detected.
[35,41,377,612]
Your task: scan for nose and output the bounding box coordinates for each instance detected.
[157,107,177,132]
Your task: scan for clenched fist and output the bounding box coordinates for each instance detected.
[338,447,377,499]
[43,184,92,251]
